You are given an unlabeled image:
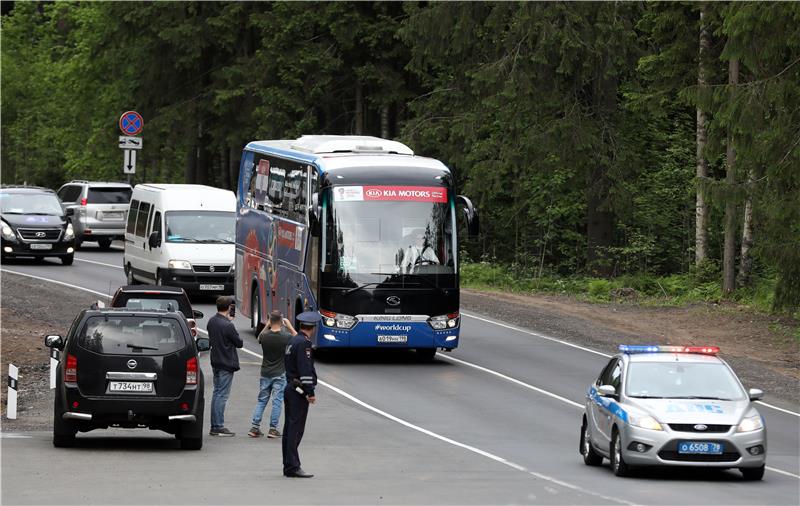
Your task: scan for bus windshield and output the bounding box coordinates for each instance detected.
[322,185,456,288]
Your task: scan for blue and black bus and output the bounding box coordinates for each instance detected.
[235,135,478,359]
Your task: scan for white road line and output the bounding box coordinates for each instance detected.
[437,353,583,409]
[74,257,123,269]
[5,272,798,482]
[462,310,800,418]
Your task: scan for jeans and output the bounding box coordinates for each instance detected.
[251,374,287,429]
[211,368,234,430]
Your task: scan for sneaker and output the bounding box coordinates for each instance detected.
[267,427,282,438]
[209,427,235,437]
[248,427,264,438]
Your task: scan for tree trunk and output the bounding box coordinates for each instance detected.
[738,169,755,287]
[695,6,711,266]
[195,120,209,185]
[355,82,364,135]
[185,144,197,184]
[722,57,739,295]
[380,103,390,139]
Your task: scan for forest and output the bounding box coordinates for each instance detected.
[2,2,798,310]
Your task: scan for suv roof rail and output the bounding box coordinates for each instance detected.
[69,180,90,183]
[0,184,52,191]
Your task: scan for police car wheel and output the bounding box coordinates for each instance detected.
[610,429,630,477]
[581,418,603,466]
[740,465,765,481]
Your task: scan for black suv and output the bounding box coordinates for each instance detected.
[45,308,210,449]
[110,285,204,336]
[1,185,76,264]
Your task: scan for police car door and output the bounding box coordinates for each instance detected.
[590,358,620,450]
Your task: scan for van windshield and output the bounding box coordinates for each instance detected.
[165,211,234,243]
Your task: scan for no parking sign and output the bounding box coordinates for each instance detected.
[119,111,144,136]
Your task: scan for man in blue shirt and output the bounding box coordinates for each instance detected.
[207,296,242,436]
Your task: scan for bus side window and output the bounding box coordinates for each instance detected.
[268,166,286,210]
[285,168,306,223]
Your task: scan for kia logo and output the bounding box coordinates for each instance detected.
[694,424,708,431]
[127,359,137,370]
[386,296,401,306]
[35,232,46,238]
[366,188,382,198]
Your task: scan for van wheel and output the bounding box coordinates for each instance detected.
[156,270,166,287]
[126,264,137,285]
[53,394,76,448]
[60,254,74,266]
[581,418,603,466]
[98,238,112,250]
[251,290,264,335]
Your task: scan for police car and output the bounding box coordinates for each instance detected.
[579,345,766,480]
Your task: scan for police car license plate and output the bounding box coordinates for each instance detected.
[199,284,224,291]
[678,441,723,455]
[30,243,52,250]
[377,335,408,343]
[109,381,153,393]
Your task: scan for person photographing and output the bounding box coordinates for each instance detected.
[207,296,242,437]
[282,311,321,478]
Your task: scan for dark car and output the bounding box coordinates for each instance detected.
[1,185,76,264]
[44,307,210,449]
[110,285,204,336]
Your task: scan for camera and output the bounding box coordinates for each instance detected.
[229,304,236,317]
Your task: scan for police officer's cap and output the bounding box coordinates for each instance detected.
[296,311,322,325]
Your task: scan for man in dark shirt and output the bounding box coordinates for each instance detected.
[282,311,321,478]
[207,296,243,437]
[248,310,296,438]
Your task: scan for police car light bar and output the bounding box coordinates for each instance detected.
[618,345,720,355]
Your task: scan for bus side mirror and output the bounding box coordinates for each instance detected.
[456,195,480,240]
[309,193,321,236]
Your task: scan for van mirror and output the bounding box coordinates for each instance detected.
[148,231,161,249]
[44,335,64,350]
[456,195,480,240]
[195,337,211,352]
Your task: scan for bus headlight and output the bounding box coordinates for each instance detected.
[320,309,357,329]
[168,260,193,270]
[64,223,75,241]
[1,220,17,241]
[428,312,459,330]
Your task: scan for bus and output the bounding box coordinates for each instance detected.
[235,135,478,360]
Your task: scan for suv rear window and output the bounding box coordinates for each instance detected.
[77,316,187,356]
[121,297,186,314]
[87,187,132,204]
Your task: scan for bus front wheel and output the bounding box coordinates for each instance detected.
[251,289,264,335]
[416,348,437,362]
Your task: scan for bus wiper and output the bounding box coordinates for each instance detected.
[342,282,381,296]
[370,272,447,295]
[126,343,159,351]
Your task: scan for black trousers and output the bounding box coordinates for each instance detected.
[282,386,309,474]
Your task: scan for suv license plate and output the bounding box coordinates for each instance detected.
[103,211,123,220]
[377,335,408,343]
[109,381,153,393]
[30,243,53,250]
[199,284,224,291]
[677,442,723,455]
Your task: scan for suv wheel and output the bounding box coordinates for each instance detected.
[97,238,112,250]
[178,395,204,450]
[53,394,77,448]
[60,254,74,266]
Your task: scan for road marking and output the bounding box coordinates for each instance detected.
[437,354,583,409]
[6,271,799,481]
[74,257,123,269]
[461,310,800,418]
[0,433,33,439]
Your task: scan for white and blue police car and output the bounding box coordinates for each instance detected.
[580,345,767,480]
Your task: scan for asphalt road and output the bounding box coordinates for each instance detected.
[2,245,799,505]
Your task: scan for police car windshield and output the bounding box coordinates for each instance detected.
[626,362,746,401]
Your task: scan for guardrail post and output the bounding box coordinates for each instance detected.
[7,364,18,419]
[50,349,60,389]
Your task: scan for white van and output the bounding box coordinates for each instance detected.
[123,184,236,294]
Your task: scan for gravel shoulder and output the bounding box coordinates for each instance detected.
[462,288,799,408]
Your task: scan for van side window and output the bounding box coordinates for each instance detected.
[127,199,140,234]
[135,202,151,237]
[151,211,162,237]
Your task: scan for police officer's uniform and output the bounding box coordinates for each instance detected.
[282,311,320,478]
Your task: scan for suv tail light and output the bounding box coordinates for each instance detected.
[80,197,87,206]
[186,357,198,385]
[65,354,78,382]
[187,318,197,337]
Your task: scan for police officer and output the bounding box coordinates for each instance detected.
[282,311,321,478]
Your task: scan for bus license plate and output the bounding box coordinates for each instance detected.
[678,442,723,455]
[377,335,408,344]
[199,284,224,291]
[109,381,153,393]
[30,243,52,250]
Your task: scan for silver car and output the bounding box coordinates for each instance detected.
[56,181,132,249]
[580,345,767,480]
